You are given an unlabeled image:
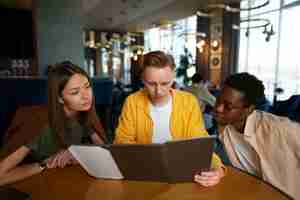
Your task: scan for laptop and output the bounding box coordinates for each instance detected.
[69,136,216,183]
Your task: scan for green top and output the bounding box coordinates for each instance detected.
[26,119,92,162]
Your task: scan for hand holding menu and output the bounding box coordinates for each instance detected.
[69,136,215,183]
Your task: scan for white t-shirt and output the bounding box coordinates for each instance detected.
[150,97,173,143]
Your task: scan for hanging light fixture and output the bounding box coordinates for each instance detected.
[207,0,270,13]
[262,26,268,34]
[264,24,275,42]
[230,0,275,42]
[233,18,270,30]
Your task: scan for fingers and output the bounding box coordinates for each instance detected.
[194,168,224,187]
[199,170,219,177]
[57,151,69,168]
[59,150,74,167]
[45,156,56,168]
[46,155,58,168]
[45,150,74,169]
[194,173,220,186]
[194,175,220,187]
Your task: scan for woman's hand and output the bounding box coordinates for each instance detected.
[45,149,77,169]
[194,167,225,187]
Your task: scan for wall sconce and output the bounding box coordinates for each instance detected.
[232,18,274,42]
[211,39,220,51]
[196,39,206,53]
[197,39,206,48]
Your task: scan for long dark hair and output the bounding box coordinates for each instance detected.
[48,61,105,147]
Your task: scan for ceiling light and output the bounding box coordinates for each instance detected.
[208,0,269,12]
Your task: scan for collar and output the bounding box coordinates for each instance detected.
[137,88,176,113]
[225,110,260,138]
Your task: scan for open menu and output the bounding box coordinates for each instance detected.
[69,136,215,183]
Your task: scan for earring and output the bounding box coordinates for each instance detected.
[58,97,64,104]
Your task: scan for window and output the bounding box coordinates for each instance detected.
[238,0,300,101]
[144,15,197,85]
[238,11,279,100]
[277,5,300,98]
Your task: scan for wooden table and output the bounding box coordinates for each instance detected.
[11,165,291,200]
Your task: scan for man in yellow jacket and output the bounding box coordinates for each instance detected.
[114,51,225,187]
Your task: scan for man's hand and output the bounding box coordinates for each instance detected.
[194,167,225,187]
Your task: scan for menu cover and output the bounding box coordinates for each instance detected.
[69,136,215,183]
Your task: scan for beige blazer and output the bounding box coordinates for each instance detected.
[221,110,300,200]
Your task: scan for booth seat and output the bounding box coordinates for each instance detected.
[271,95,300,123]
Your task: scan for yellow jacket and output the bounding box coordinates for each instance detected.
[114,89,223,168]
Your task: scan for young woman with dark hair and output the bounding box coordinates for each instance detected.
[0,61,106,185]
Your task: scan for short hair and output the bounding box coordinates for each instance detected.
[224,72,265,106]
[142,51,175,72]
[191,73,204,84]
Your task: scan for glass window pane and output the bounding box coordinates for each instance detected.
[238,11,279,101]
[237,29,249,72]
[277,5,300,100]
[144,15,197,85]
